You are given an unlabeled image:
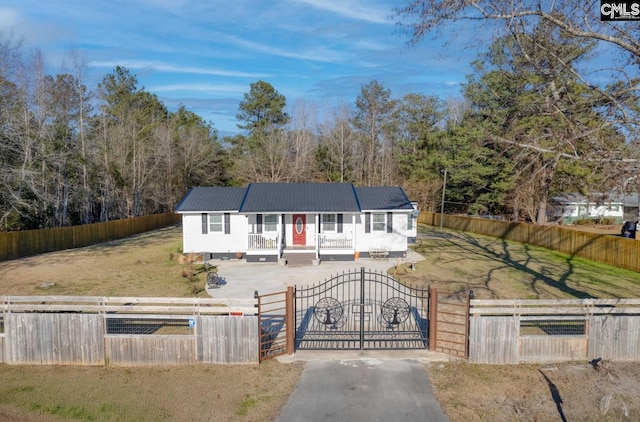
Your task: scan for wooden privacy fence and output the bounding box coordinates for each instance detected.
[0,296,259,366]
[0,212,181,261]
[469,298,640,364]
[418,212,640,273]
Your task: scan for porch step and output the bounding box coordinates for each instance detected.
[282,252,315,267]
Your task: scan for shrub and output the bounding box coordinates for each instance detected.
[574,219,594,225]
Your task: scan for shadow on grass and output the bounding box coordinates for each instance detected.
[415,226,600,299]
[540,370,567,422]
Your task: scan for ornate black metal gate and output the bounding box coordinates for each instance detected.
[295,268,430,350]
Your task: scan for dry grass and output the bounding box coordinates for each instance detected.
[393,225,640,300]
[0,226,208,297]
[0,361,304,422]
[427,360,640,421]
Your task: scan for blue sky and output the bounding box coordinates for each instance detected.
[1,0,476,135]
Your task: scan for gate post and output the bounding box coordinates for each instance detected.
[429,287,438,350]
[359,267,365,350]
[286,286,295,355]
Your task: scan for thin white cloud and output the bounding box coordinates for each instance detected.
[150,83,247,94]
[226,35,347,63]
[290,0,391,24]
[89,60,268,78]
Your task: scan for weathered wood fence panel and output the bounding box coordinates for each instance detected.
[588,316,640,361]
[419,212,640,273]
[0,335,5,363]
[6,313,105,365]
[519,337,587,363]
[470,299,640,364]
[0,212,181,261]
[469,317,518,364]
[0,296,259,366]
[200,316,259,364]
[105,336,197,366]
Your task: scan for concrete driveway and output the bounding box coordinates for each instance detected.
[206,249,425,299]
[277,359,449,422]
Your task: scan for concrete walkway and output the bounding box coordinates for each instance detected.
[277,358,449,422]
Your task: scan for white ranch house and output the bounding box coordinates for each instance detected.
[548,193,624,224]
[175,183,418,264]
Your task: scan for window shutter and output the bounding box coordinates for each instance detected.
[387,212,393,233]
[256,214,263,234]
[201,213,208,234]
[365,212,371,233]
[224,213,230,234]
[318,214,322,233]
[337,214,343,233]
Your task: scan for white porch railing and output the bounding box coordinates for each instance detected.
[248,233,279,250]
[318,234,353,249]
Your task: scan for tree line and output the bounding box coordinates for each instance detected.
[1,1,638,231]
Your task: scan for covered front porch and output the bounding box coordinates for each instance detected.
[245,213,356,263]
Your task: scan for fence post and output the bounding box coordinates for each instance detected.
[429,287,438,351]
[360,267,365,350]
[286,286,295,355]
[465,290,473,359]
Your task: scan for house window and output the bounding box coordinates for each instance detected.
[209,214,223,232]
[264,214,278,232]
[372,213,386,232]
[322,214,336,232]
[407,213,414,231]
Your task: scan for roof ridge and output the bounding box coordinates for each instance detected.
[238,183,252,212]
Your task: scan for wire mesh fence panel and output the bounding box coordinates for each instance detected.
[105,317,195,335]
[520,319,587,336]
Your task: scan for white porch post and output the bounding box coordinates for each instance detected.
[352,213,356,252]
[315,213,320,259]
[279,214,284,259]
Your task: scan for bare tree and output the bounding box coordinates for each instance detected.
[352,80,396,186]
[315,103,358,183]
[285,99,317,182]
[396,1,640,61]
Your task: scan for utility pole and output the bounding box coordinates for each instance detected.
[440,168,447,229]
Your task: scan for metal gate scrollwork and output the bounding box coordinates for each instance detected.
[380,297,410,326]
[295,267,430,350]
[313,297,344,327]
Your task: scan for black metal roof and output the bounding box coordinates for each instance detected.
[355,187,414,210]
[175,183,414,213]
[240,183,361,212]
[175,187,247,212]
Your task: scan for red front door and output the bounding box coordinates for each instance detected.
[292,214,306,245]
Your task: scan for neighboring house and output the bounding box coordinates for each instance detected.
[622,193,640,221]
[175,183,418,264]
[548,193,624,224]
